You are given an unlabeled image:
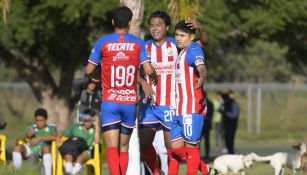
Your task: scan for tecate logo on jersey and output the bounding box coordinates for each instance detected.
[113,51,129,61]
[106,43,135,51]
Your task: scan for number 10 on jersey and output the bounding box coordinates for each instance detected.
[111,65,136,87]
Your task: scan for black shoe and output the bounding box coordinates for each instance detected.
[207,168,218,175]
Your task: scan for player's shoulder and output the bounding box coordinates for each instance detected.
[47,124,57,129]
[98,33,118,43]
[125,33,144,44]
[187,42,203,54]
[166,37,176,45]
[145,39,154,46]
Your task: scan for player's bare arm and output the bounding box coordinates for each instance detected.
[195,64,207,89]
[28,133,57,146]
[185,19,208,47]
[142,62,158,86]
[137,71,155,99]
[85,62,96,76]
[93,116,100,144]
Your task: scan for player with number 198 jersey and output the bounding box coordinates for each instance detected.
[86,6,157,175]
[88,32,150,130]
[89,33,150,105]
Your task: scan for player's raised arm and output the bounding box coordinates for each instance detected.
[195,64,207,89]
[142,62,158,86]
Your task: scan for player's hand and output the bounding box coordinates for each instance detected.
[28,137,41,146]
[55,137,62,147]
[141,81,155,99]
[93,116,100,128]
[27,127,36,137]
[185,18,202,30]
[195,77,204,89]
[149,72,158,86]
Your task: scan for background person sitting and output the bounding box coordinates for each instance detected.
[12,108,57,175]
[57,108,100,175]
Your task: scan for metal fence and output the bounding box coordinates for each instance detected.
[206,83,307,136]
[1,82,307,137]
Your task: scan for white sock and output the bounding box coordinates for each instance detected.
[159,152,168,175]
[65,162,73,174]
[43,153,52,175]
[12,152,22,169]
[72,163,82,175]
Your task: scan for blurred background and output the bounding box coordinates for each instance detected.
[0,0,306,174]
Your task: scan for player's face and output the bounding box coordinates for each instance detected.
[83,120,93,129]
[35,116,47,129]
[149,17,168,43]
[175,29,195,49]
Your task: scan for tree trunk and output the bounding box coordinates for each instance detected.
[120,0,145,38]
[41,92,71,131]
[0,46,73,131]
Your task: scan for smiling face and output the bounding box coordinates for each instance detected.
[175,29,195,49]
[149,17,168,45]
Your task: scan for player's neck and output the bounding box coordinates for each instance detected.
[154,37,167,47]
[115,28,129,34]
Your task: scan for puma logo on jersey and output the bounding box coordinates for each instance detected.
[106,43,135,51]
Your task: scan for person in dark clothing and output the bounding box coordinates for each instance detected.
[71,66,101,109]
[221,90,240,154]
[78,81,102,115]
[202,97,214,161]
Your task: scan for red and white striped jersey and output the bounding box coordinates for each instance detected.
[175,42,206,116]
[142,37,178,106]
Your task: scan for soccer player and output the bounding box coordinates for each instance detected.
[168,20,217,175]
[138,11,209,175]
[137,11,177,175]
[58,108,100,175]
[85,6,157,175]
[12,108,57,175]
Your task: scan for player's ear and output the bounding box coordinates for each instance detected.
[112,19,114,26]
[166,25,169,31]
[128,21,132,28]
[190,34,195,41]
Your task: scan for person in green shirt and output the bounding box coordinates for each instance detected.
[212,91,224,149]
[58,108,100,175]
[12,108,57,175]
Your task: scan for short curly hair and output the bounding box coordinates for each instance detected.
[34,108,48,119]
[148,10,171,27]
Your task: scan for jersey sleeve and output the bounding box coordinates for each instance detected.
[62,124,75,137]
[186,45,205,67]
[48,125,57,134]
[139,39,151,65]
[88,39,102,65]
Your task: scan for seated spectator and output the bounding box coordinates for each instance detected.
[57,108,100,175]
[12,108,57,175]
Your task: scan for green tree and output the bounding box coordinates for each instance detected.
[0,0,117,129]
[218,40,291,82]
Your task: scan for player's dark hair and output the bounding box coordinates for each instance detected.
[175,20,195,34]
[148,10,171,27]
[34,108,48,119]
[112,6,133,29]
[83,108,96,117]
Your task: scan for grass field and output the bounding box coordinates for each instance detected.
[1,160,306,175]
